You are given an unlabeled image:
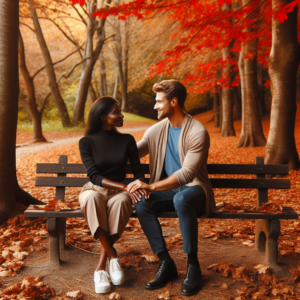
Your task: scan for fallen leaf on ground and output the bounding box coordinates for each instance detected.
[109,292,121,300]
[253,264,269,274]
[66,290,83,298]
[207,263,220,270]
[220,283,228,290]
[142,254,159,263]
[157,290,170,299]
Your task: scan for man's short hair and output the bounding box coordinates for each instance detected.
[152,79,187,108]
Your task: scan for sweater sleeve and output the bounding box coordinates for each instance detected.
[174,130,210,186]
[79,138,104,186]
[128,136,145,181]
[137,130,149,159]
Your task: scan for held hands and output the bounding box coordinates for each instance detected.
[125,180,152,204]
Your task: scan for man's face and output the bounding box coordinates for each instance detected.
[154,92,173,120]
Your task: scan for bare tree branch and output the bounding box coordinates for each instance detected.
[38,16,78,47]
[39,92,51,114]
[71,5,87,25]
[56,57,90,83]
[20,22,35,32]
[32,42,85,80]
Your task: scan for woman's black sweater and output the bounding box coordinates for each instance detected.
[79,129,145,187]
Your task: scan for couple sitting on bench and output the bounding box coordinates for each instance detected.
[78,79,219,296]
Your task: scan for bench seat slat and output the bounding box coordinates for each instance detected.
[35,177,290,189]
[24,205,298,220]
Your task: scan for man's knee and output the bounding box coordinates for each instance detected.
[173,193,189,212]
[134,195,151,214]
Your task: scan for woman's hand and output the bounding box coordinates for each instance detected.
[128,190,141,204]
[127,180,153,194]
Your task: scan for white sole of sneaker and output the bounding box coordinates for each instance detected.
[95,285,111,294]
[111,275,125,286]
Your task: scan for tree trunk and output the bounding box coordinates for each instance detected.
[29,1,71,127]
[0,0,43,224]
[219,87,223,130]
[221,41,235,136]
[265,0,300,170]
[233,86,241,120]
[213,91,220,127]
[121,19,129,112]
[19,32,47,143]
[236,0,266,147]
[113,67,119,99]
[237,38,266,147]
[257,67,267,116]
[114,18,129,112]
[238,46,246,144]
[73,0,111,125]
[99,53,107,96]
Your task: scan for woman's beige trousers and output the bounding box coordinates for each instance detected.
[79,182,133,238]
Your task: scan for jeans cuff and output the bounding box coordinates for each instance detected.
[183,248,198,254]
[152,247,168,255]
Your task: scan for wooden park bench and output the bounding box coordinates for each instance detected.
[24,155,298,268]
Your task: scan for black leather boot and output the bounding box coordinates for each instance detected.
[145,260,178,290]
[181,263,202,296]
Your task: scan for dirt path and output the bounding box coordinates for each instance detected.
[19,219,297,300]
[16,126,150,159]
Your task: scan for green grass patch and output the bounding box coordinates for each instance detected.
[17,120,85,132]
[17,112,156,132]
[123,112,157,123]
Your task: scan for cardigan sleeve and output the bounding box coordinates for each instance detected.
[174,129,210,186]
[128,136,145,181]
[137,130,149,159]
[79,137,104,186]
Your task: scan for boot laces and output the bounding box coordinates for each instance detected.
[156,262,165,277]
[186,265,196,279]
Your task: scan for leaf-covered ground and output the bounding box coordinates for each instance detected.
[1,106,299,299]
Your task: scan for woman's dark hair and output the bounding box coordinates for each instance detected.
[84,96,119,136]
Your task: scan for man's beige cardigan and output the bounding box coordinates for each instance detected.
[137,113,218,218]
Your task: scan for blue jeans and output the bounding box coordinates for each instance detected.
[134,185,206,254]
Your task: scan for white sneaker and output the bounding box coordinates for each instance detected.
[109,258,125,286]
[94,270,111,294]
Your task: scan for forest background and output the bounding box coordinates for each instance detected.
[0,0,300,298]
[17,0,300,172]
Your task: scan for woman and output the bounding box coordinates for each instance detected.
[78,96,146,294]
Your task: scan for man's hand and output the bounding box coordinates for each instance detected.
[127,180,153,194]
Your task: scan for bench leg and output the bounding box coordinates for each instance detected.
[58,218,66,251]
[46,218,61,268]
[255,219,280,266]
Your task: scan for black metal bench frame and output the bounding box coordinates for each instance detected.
[24,155,298,268]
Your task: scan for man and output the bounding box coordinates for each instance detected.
[128,80,218,296]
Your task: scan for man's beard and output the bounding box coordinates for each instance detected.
[157,107,173,120]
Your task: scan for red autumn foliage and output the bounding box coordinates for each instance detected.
[69,0,300,95]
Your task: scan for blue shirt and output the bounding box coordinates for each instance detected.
[164,125,182,177]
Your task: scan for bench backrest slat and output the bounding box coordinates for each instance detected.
[207,164,288,175]
[35,177,290,189]
[37,163,288,175]
[36,164,150,174]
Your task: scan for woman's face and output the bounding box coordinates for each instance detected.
[101,103,124,129]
